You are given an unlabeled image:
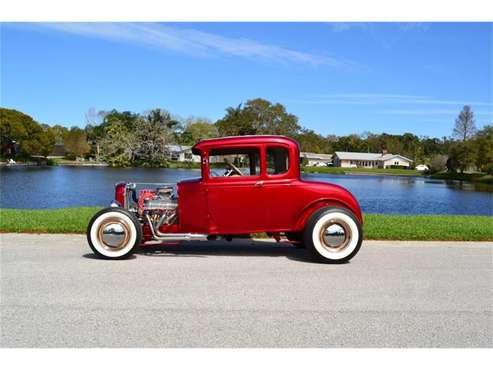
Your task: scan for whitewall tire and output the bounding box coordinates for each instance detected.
[87,208,142,259]
[303,207,363,263]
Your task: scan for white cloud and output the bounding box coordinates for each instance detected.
[328,23,368,32]
[327,23,431,50]
[381,109,468,115]
[328,23,430,33]
[32,22,343,66]
[293,93,493,107]
[382,109,493,117]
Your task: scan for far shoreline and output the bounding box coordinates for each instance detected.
[2,160,491,186]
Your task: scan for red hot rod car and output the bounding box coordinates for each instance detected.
[87,135,363,263]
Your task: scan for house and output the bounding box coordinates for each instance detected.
[333,151,413,169]
[301,152,333,167]
[165,144,201,163]
[415,164,429,171]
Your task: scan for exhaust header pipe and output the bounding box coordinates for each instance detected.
[145,214,208,241]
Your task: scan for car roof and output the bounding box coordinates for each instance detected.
[192,135,299,154]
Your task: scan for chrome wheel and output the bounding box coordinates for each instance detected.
[98,219,131,251]
[87,208,142,259]
[306,208,363,263]
[319,220,350,252]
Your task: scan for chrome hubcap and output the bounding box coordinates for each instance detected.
[98,219,131,251]
[319,219,350,252]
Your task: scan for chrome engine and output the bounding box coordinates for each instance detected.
[139,185,178,229]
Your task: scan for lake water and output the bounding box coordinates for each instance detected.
[0,166,492,215]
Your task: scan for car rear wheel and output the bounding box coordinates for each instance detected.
[303,207,363,263]
[87,208,142,259]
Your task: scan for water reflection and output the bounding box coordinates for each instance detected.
[440,179,492,193]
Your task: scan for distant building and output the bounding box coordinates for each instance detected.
[301,152,333,167]
[333,151,413,169]
[165,144,201,163]
[415,164,429,171]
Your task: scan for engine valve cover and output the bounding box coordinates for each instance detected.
[143,198,177,210]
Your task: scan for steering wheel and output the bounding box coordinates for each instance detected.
[224,159,243,176]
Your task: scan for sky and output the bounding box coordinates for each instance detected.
[1,22,492,138]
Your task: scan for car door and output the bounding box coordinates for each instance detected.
[206,147,267,234]
[261,145,302,231]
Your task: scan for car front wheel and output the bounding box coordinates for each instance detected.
[303,207,363,263]
[87,208,142,259]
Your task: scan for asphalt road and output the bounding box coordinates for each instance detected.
[1,233,492,347]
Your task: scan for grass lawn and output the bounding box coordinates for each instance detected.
[302,166,422,176]
[1,208,492,241]
[0,207,101,234]
[364,214,492,241]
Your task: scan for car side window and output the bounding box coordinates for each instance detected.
[209,148,260,178]
[266,147,289,175]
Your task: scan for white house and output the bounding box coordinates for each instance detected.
[165,145,201,163]
[301,152,333,167]
[333,151,413,169]
[415,164,429,171]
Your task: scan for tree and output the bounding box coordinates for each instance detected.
[447,141,477,173]
[382,134,405,157]
[333,134,366,152]
[474,125,493,174]
[295,129,332,153]
[422,137,446,156]
[430,154,448,173]
[98,122,136,167]
[216,99,301,137]
[37,128,56,157]
[0,108,55,158]
[361,132,382,153]
[133,111,175,167]
[1,108,28,156]
[96,110,148,166]
[453,105,476,141]
[101,110,139,129]
[50,125,69,144]
[180,118,219,145]
[98,109,175,167]
[64,127,91,157]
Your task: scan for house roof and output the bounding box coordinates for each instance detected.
[380,154,413,162]
[301,152,333,160]
[334,152,384,161]
[165,144,192,153]
[334,151,413,162]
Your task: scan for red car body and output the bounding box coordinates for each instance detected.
[158,135,361,236]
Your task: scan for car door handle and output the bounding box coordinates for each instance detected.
[254,181,264,187]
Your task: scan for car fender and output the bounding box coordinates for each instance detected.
[293,198,363,232]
